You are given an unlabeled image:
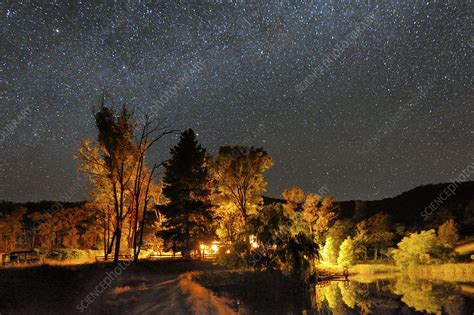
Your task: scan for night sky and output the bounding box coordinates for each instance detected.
[0,1,472,202]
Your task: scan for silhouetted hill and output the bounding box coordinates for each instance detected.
[339,181,474,235]
[263,181,474,237]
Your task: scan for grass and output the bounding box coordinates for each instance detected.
[349,263,400,275]
[317,260,474,283]
[314,263,344,275]
[346,262,474,282]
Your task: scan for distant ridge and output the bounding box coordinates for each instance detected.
[264,181,474,236]
[1,181,473,236]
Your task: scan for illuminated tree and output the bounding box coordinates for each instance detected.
[281,187,306,239]
[158,129,215,256]
[77,104,136,262]
[279,187,337,271]
[321,237,338,264]
[142,220,164,254]
[391,229,453,267]
[242,201,318,280]
[327,219,353,261]
[212,146,273,224]
[214,197,242,243]
[29,207,100,251]
[354,212,394,260]
[129,116,169,262]
[271,188,323,277]
[337,236,355,267]
[76,101,170,262]
[57,208,81,248]
[437,218,459,247]
[281,187,304,217]
[302,193,338,245]
[0,207,27,251]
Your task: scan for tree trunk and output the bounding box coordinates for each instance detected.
[114,227,122,263]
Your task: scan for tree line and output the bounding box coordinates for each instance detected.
[0,103,468,279]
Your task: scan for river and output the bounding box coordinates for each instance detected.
[206,273,474,314]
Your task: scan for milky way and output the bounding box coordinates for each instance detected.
[0,1,472,202]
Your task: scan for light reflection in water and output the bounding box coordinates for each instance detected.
[312,277,473,315]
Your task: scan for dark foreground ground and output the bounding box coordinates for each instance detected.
[0,261,311,315]
[0,260,230,315]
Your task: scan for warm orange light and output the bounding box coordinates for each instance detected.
[249,235,258,248]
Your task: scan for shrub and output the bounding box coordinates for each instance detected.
[391,230,455,267]
[46,249,97,260]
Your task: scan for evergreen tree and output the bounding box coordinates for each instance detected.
[158,129,214,256]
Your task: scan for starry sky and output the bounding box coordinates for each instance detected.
[0,1,472,202]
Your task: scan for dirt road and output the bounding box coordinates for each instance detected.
[0,260,235,315]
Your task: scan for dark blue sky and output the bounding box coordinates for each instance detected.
[0,1,472,202]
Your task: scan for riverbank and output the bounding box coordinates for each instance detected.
[316,262,474,282]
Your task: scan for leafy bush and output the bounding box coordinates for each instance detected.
[46,249,99,260]
[391,230,455,267]
[349,263,400,274]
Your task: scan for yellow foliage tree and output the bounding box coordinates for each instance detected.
[212,146,273,224]
[76,104,168,262]
[437,218,459,247]
[321,236,338,264]
[337,236,356,268]
[391,229,453,267]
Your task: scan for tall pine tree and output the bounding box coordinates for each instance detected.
[158,129,214,256]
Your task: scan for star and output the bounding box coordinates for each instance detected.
[0,1,471,202]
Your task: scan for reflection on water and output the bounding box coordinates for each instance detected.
[313,276,474,315]
[198,272,474,314]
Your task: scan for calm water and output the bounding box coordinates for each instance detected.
[228,275,474,314]
[312,276,474,315]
